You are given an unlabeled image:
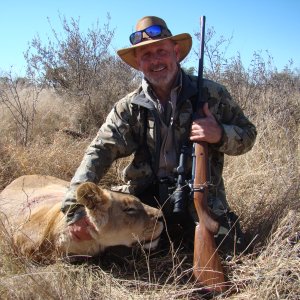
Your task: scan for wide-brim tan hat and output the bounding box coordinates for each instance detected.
[117,16,192,70]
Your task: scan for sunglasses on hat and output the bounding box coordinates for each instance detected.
[129,25,172,45]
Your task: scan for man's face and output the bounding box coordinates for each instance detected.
[135,39,180,89]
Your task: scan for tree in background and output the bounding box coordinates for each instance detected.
[25,14,139,133]
[0,71,43,146]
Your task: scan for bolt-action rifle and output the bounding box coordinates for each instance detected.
[192,16,226,292]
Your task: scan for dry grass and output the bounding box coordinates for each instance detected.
[0,70,299,299]
[227,210,300,299]
[224,120,298,244]
[1,210,299,299]
[0,132,90,191]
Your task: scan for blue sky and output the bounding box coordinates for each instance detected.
[1,0,299,75]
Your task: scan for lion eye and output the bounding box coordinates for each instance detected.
[123,207,137,215]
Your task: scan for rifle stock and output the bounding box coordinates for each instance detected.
[192,16,226,292]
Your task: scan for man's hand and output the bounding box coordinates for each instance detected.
[190,103,222,144]
[68,215,95,241]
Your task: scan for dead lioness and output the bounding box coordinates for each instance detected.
[0,175,163,262]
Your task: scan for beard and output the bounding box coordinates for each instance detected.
[145,64,178,90]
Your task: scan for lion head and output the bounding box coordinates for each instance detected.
[63,182,164,255]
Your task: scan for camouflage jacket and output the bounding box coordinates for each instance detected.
[61,69,257,224]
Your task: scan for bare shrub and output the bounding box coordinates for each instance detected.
[221,51,272,115]
[25,14,115,93]
[0,71,43,146]
[194,26,233,82]
[25,14,139,134]
[65,56,139,134]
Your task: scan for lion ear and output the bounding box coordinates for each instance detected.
[76,182,110,211]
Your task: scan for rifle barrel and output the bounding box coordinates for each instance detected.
[192,15,227,292]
